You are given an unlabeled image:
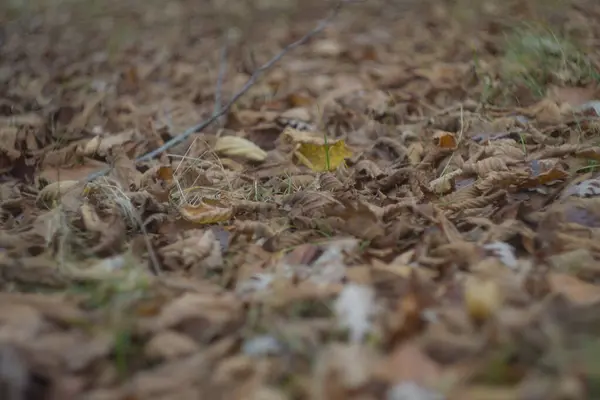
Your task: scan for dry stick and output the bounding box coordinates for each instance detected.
[213,33,229,127]
[84,0,347,182]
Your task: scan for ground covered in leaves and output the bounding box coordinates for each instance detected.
[5,0,600,398]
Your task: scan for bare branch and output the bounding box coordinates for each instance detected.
[84,0,348,182]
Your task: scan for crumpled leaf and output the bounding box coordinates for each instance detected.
[159,229,223,272]
[214,135,268,162]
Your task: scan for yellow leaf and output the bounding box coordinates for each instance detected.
[464,277,502,322]
[214,136,267,162]
[179,202,233,224]
[282,127,353,171]
[407,142,424,166]
[157,166,174,183]
[295,140,352,172]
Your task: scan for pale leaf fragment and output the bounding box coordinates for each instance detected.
[562,178,600,198]
[334,283,376,343]
[214,136,267,162]
[483,242,518,269]
[386,382,444,400]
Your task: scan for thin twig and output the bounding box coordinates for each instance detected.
[213,33,229,127]
[84,0,347,182]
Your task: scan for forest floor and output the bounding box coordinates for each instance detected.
[3,0,600,399]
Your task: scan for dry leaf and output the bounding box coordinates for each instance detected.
[283,127,353,171]
[334,284,376,343]
[157,165,174,183]
[521,161,569,188]
[214,136,268,162]
[407,142,425,165]
[79,131,136,157]
[464,277,502,322]
[433,130,458,149]
[548,85,597,108]
[296,140,353,172]
[179,201,233,224]
[548,273,600,306]
[145,331,200,361]
[377,342,443,387]
[36,180,81,208]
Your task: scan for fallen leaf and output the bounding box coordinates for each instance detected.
[548,85,597,108]
[433,130,458,149]
[282,127,353,172]
[157,165,174,183]
[334,284,376,343]
[464,277,502,322]
[377,341,443,386]
[145,330,200,361]
[214,135,268,162]
[549,273,600,305]
[36,180,81,208]
[179,201,233,224]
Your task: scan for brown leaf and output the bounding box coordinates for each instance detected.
[376,341,443,386]
[145,331,200,361]
[179,202,233,225]
[548,273,600,306]
[548,85,597,109]
[143,292,241,337]
[433,130,458,150]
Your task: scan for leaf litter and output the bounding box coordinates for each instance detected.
[4,0,600,398]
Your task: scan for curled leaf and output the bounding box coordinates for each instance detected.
[36,180,81,208]
[214,136,267,162]
[521,160,569,188]
[179,202,233,224]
